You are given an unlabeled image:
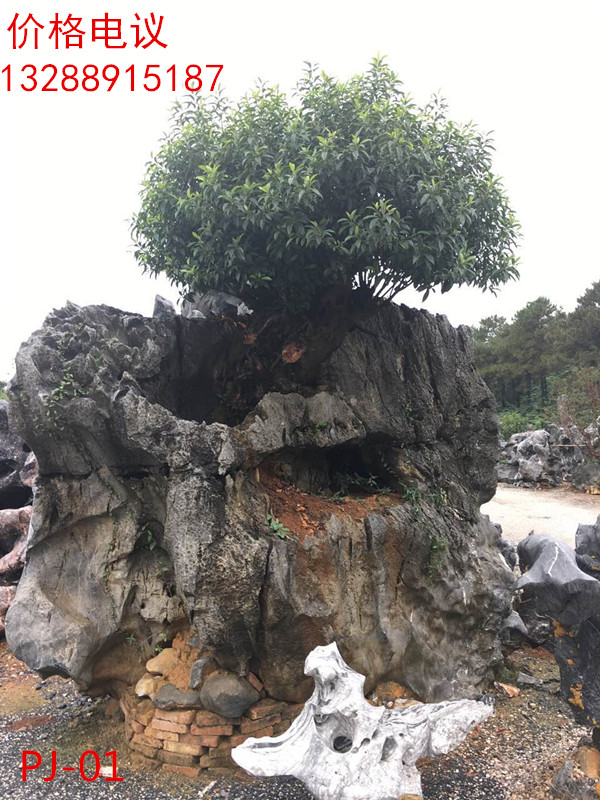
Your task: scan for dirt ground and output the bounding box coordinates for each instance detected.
[0,639,590,800]
[482,484,600,546]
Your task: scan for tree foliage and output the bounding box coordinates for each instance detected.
[473,280,600,431]
[133,58,520,309]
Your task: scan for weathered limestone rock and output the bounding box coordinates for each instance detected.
[498,425,586,486]
[517,524,600,728]
[6,300,513,700]
[152,295,176,321]
[232,642,493,800]
[0,585,16,636]
[0,400,35,635]
[0,400,37,508]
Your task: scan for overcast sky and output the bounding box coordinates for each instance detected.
[2,0,599,381]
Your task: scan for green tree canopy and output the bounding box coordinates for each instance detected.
[473,280,600,433]
[133,58,520,309]
[565,280,600,366]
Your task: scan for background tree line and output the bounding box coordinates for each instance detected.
[472,280,600,438]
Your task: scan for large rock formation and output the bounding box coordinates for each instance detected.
[517,521,600,729]
[498,425,586,486]
[6,299,513,703]
[0,400,36,634]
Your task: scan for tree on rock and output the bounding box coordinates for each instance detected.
[133,58,520,310]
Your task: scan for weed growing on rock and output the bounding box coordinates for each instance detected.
[266,513,290,539]
[427,533,449,579]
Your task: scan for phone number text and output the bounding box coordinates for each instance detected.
[1,63,223,92]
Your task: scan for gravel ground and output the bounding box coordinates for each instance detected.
[482,484,600,546]
[0,640,589,800]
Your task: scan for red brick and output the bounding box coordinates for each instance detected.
[119,689,137,716]
[180,732,221,748]
[162,764,202,778]
[206,767,231,775]
[195,709,237,727]
[150,718,189,734]
[132,732,163,749]
[163,739,206,757]
[245,698,288,721]
[130,741,159,759]
[152,728,179,742]
[240,714,280,734]
[134,700,156,726]
[189,724,234,737]
[209,741,232,756]
[155,708,196,725]
[157,750,198,767]
[247,672,264,693]
[127,719,144,735]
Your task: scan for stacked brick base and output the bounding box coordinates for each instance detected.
[120,691,303,778]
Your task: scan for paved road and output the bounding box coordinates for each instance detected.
[481,484,600,546]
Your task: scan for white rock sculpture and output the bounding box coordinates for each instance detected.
[232,642,493,800]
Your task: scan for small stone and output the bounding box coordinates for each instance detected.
[494,681,521,698]
[146,648,179,677]
[189,657,216,690]
[517,671,542,687]
[200,673,259,719]
[576,746,600,779]
[135,673,158,699]
[153,683,203,710]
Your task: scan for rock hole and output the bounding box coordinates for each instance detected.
[260,441,395,497]
[0,485,33,510]
[381,736,397,761]
[332,735,353,753]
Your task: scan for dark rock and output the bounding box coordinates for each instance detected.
[492,523,517,570]
[199,673,259,718]
[575,517,600,576]
[189,657,216,690]
[517,527,600,727]
[500,610,528,645]
[5,301,513,702]
[516,671,542,687]
[0,401,36,636]
[572,463,600,493]
[517,533,600,627]
[152,295,176,320]
[153,683,203,709]
[0,400,36,509]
